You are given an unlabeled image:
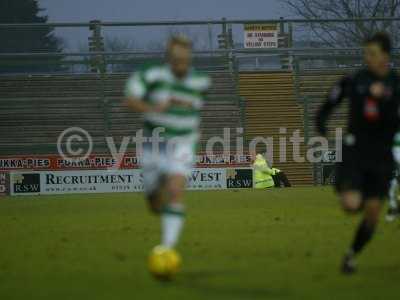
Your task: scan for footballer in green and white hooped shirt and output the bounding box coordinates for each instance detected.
[125,36,210,277]
[386,132,400,222]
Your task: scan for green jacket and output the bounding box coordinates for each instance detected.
[253,158,275,188]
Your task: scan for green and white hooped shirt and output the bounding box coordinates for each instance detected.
[125,64,211,139]
[393,132,400,165]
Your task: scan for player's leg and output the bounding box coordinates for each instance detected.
[145,175,167,214]
[159,139,193,249]
[386,177,400,221]
[336,161,363,214]
[143,169,186,247]
[271,174,280,188]
[341,168,389,274]
[335,162,363,274]
[142,151,167,214]
[342,198,382,274]
[278,171,291,187]
[146,169,185,280]
[340,190,363,214]
[160,174,186,248]
[353,199,382,253]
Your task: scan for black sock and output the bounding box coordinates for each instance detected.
[351,219,375,255]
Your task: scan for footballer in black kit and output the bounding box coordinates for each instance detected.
[316,32,400,274]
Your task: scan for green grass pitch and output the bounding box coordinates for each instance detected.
[0,187,399,300]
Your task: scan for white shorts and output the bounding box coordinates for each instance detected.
[141,138,195,195]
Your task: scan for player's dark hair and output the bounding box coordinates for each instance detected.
[365,32,392,54]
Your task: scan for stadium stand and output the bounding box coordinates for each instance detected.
[2,55,343,186]
[297,69,349,141]
[239,71,313,186]
[0,70,243,155]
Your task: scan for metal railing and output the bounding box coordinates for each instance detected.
[1,47,400,75]
[2,17,400,27]
[1,16,400,73]
[1,17,400,53]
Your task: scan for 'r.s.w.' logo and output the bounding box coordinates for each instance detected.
[226,169,253,189]
[12,173,40,194]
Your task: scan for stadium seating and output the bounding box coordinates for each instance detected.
[239,71,313,186]
[2,66,348,186]
[0,69,318,185]
[0,71,243,154]
[297,69,349,141]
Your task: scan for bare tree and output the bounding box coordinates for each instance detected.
[285,0,400,47]
[144,27,209,51]
[104,36,137,72]
[104,36,136,52]
[145,39,165,51]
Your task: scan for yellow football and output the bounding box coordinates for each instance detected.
[148,246,182,280]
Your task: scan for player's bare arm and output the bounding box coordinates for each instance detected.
[124,96,171,113]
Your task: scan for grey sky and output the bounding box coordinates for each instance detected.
[38,0,287,22]
[37,0,290,51]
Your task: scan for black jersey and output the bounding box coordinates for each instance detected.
[316,68,400,165]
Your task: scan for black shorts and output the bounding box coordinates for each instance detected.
[335,161,393,200]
